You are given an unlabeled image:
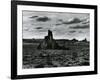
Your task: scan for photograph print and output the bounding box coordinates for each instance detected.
[23,11,90,69]
[11,1,97,79]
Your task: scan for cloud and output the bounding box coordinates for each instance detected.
[55,19,63,26]
[79,31,83,33]
[69,30,76,33]
[82,21,89,24]
[55,23,62,26]
[36,16,50,22]
[63,18,82,24]
[35,27,43,29]
[30,16,38,18]
[58,19,63,22]
[82,19,89,24]
[55,18,83,26]
[70,24,89,29]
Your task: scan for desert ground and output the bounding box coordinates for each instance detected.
[23,39,89,69]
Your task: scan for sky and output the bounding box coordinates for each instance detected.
[22,10,90,41]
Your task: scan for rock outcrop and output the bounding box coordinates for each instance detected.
[81,38,87,42]
[37,30,59,49]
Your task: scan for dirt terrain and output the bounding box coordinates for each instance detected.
[23,39,89,69]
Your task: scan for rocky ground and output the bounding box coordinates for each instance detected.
[23,41,89,69]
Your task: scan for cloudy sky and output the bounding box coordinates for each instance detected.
[22,10,90,41]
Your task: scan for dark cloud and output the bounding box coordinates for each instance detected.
[35,27,43,29]
[55,18,83,26]
[55,23,62,26]
[30,16,38,18]
[36,16,50,22]
[69,30,76,33]
[58,19,63,22]
[82,21,89,24]
[81,18,90,24]
[70,24,89,29]
[63,18,82,24]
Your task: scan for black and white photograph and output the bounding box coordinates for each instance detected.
[11,1,97,79]
[22,11,90,69]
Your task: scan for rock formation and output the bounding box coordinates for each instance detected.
[81,38,87,42]
[71,38,78,42]
[37,30,59,49]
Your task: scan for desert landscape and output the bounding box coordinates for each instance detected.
[23,30,89,69]
[22,11,90,69]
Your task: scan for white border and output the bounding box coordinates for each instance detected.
[17,5,94,75]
